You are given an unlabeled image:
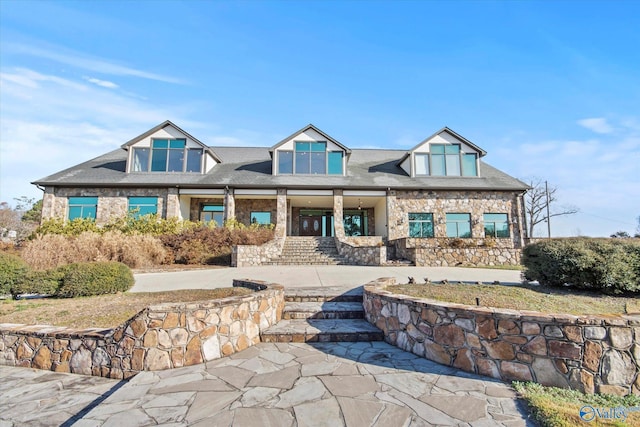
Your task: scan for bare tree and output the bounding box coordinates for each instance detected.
[522,178,579,238]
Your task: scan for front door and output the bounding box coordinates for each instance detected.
[300,215,323,236]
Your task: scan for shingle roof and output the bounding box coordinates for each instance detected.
[33,146,529,191]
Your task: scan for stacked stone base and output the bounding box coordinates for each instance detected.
[364,277,640,395]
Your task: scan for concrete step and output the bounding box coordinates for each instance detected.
[282,302,364,320]
[260,319,383,343]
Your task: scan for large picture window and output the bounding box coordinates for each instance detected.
[200,205,224,226]
[414,144,478,177]
[250,211,272,225]
[68,197,97,220]
[278,142,344,175]
[408,213,434,238]
[128,197,158,218]
[446,213,472,238]
[132,138,202,173]
[484,213,510,238]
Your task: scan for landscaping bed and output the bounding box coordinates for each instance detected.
[387,282,640,316]
[0,288,252,329]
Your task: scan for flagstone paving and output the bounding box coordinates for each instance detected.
[0,341,533,426]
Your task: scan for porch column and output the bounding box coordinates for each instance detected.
[275,188,287,238]
[166,188,180,219]
[41,187,56,222]
[224,188,235,222]
[386,190,400,240]
[514,193,525,248]
[333,189,345,239]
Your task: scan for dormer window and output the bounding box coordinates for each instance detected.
[277,141,344,175]
[415,144,478,177]
[132,138,203,172]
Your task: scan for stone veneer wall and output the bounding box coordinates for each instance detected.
[0,280,284,379]
[387,190,525,248]
[232,238,286,267]
[364,278,640,396]
[41,187,174,224]
[335,236,386,266]
[394,238,521,266]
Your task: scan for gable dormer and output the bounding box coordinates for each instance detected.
[270,124,351,176]
[399,127,486,177]
[122,120,221,173]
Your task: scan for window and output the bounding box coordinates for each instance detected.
[278,151,293,174]
[446,213,472,238]
[128,197,158,218]
[415,154,429,175]
[328,151,344,175]
[132,138,203,172]
[250,211,271,225]
[68,197,97,220]
[200,205,224,226]
[415,144,478,177]
[484,213,509,238]
[408,213,434,238]
[295,142,326,174]
[462,153,477,176]
[280,141,344,175]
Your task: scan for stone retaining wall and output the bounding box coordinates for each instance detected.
[232,238,285,267]
[336,237,386,266]
[394,238,521,266]
[0,280,284,379]
[364,278,640,395]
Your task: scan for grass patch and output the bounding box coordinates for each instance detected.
[514,382,640,426]
[387,282,640,315]
[0,288,253,329]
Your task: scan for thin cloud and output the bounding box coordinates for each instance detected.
[5,42,186,84]
[84,76,119,89]
[577,117,614,134]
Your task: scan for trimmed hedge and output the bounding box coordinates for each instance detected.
[0,253,29,296]
[523,238,640,294]
[10,269,64,298]
[56,262,134,298]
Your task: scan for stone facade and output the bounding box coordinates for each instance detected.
[0,280,284,379]
[42,187,171,224]
[336,237,386,266]
[363,278,640,395]
[394,238,521,266]
[235,199,277,227]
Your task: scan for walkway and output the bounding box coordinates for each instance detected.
[1,342,532,426]
[131,265,523,293]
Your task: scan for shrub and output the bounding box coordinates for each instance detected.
[56,261,134,298]
[21,231,169,269]
[523,238,640,294]
[34,214,190,237]
[161,223,274,265]
[0,253,29,296]
[10,269,64,298]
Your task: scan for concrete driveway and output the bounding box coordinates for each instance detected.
[131,265,523,293]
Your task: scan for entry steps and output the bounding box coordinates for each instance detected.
[263,236,350,265]
[260,286,383,343]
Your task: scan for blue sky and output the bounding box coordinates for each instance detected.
[1,0,638,237]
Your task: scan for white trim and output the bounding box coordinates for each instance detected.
[343,190,386,197]
[235,189,278,196]
[179,189,225,195]
[287,189,334,196]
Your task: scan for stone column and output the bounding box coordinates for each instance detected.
[386,190,399,240]
[224,188,235,222]
[275,188,287,238]
[514,193,525,248]
[333,189,345,239]
[41,187,56,222]
[166,188,180,219]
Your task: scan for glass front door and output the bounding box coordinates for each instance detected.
[299,210,334,237]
